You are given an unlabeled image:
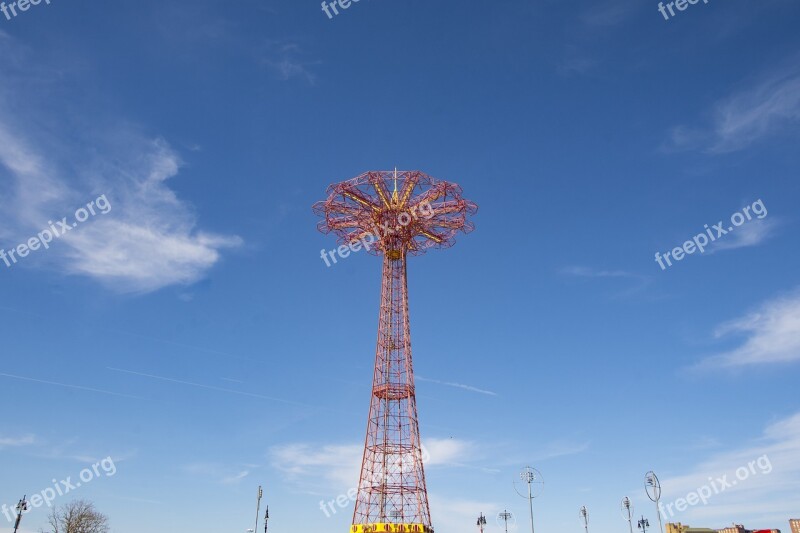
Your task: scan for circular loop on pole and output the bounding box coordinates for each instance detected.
[644,471,661,502]
[514,467,544,499]
[620,497,635,522]
[495,510,516,529]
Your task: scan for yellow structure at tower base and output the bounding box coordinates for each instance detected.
[350,524,434,533]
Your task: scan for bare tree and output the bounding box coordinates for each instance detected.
[40,500,110,533]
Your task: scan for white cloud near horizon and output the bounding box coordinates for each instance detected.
[270,437,477,494]
[657,411,800,527]
[698,288,800,368]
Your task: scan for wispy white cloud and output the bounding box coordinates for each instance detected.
[270,437,477,493]
[417,376,497,396]
[184,463,253,485]
[580,0,638,27]
[529,439,591,461]
[665,61,800,153]
[261,42,317,83]
[560,266,639,279]
[698,289,800,368]
[0,372,144,400]
[707,218,778,253]
[657,411,800,527]
[428,495,503,533]
[0,38,241,293]
[107,367,302,405]
[222,470,251,484]
[0,434,35,448]
[62,137,242,292]
[270,442,362,490]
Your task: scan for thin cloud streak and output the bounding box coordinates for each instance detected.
[665,61,800,153]
[107,367,307,406]
[416,376,497,396]
[0,372,144,400]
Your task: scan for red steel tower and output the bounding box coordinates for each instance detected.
[314,170,477,533]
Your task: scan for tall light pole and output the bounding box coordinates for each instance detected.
[514,466,543,533]
[645,472,664,533]
[264,506,269,533]
[638,516,650,533]
[477,512,487,533]
[13,496,28,533]
[621,497,635,533]
[498,510,514,533]
[580,506,589,533]
[254,486,263,533]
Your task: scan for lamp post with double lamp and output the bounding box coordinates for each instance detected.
[264,506,269,533]
[13,496,28,533]
[580,506,589,533]
[477,512,487,533]
[638,516,650,533]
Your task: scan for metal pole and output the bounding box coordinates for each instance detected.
[500,510,512,533]
[655,504,663,533]
[13,496,28,533]
[477,512,486,533]
[626,501,634,533]
[254,486,263,533]
[580,506,589,533]
[264,506,269,533]
[528,479,535,533]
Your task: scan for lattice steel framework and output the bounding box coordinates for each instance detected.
[314,170,477,533]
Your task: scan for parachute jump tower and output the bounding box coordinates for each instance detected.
[314,170,477,533]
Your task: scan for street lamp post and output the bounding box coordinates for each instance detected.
[638,516,650,533]
[499,510,513,533]
[264,506,269,533]
[580,506,589,533]
[477,512,487,533]
[13,496,28,533]
[514,466,543,533]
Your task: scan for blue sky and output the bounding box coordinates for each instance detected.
[1,0,799,532]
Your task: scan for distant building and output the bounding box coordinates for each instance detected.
[790,520,800,533]
[667,524,717,533]
[668,523,783,533]
[720,526,747,533]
